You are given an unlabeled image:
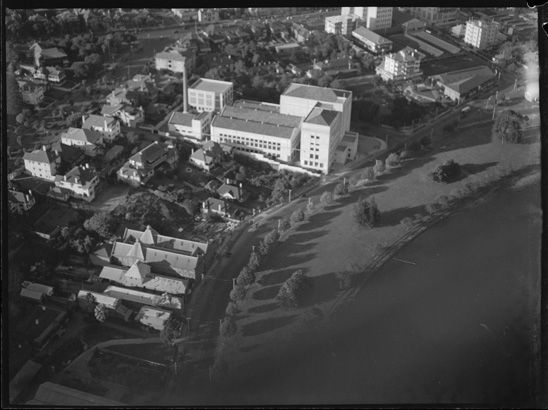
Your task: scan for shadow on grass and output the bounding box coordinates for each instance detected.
[287,230,329,244]
[241,314,297,337]
[248,302,279,314]
[295,211,342,232]
[261,251,316,271]
[375,155,437,183]
[258,267,308,286]
[252,284,281,301]
[301,272,339,307]
[459,162,499,180]
[378,204,427,227]
[330,186,389,209]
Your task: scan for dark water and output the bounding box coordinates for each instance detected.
[213,181,541,407]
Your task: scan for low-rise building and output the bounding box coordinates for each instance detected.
[430,65,496,103]
[189,141,224,171]
[30,43,68,67]
[101,104,144,128]
[198,8,219,23]
[136,306,171,331]
[376,47,424,81]
[54,163,100,202]
[155,48,194,74]
[352,26,393,54]
[23,146,60,181]
[217,183,243,202]
[408,7,458,27]
[117,141,178,186]
[451,24,466,38]
[188,78,234,113]
[60,127,104,156]
[167,110,212,141]
[8,189,36,214]
[82,114,121,142]
[202,197,228,217]
[33,66,65,83]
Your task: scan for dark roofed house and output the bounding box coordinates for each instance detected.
[432,66,496,102]
[8,189,36,214]
[217,183,243,202]
[202,197,228,217]
[118,141,178,186]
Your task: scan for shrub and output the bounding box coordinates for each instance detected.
[84,212,118,239]
[225,302,240,317]
[290,208,305,226]
[335,271,354,290]
[263,229,280,246]
[279,217,291,232]
[219,316,237,337]
[353,196,381,227]
[431,160,461,183]
[229,284,246,302]
[236,267,256,287]
[276,269,311,308]
[400,216,414,230]
[492,110,525,144]
[385,153,400,168]
[420,135,432,148]
[424,202,441,214]
[349,173,361,187]
[247,251,261,271]
[320,191,333,206]
[373,160,385,176]
[436,194,451,209]
[362,167,375,181]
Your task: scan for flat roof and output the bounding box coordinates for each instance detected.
[222,104,302,128]
[352,26,392,45]
[212,116,297,140]
[189,78,233,93]
[283,82,351,102]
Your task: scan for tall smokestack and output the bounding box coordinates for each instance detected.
[182,59,188,113]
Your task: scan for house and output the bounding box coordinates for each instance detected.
[99,260,189,295]
[155,47,195,73]
[82,114,121,142]
[352,26,393,54]
[101,104,144,127]
[376,47,424,81]
[109,225,209,280]
[135,306,171,331]
[430,65,496,103]
[202,197,228,217]
[103,285,183,310]
[189,141,223,171]
[21,282,54,299]
[23,146,61,181]
[54,163,100,202]
[33,66,66,83]
[30,43,68,67]
[8,189,36,214]
[18,80,45,105]
[60,127,104,156]
[167,110,212,141]
[205,179,222,193]
[106,75,157,107]
[217,183,243,202]
[90,243,113,267]
[77,290,120,310]
[117,141,178,186]
[198,8,219,23]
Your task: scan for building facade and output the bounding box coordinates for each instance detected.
[188,78,234,113]
[408,7,458,26]
[23,146,60,181]
[54,163,100,202]
[60,127,104,156]
[464,19,499,49]
[167,111,212,141]
[8,189,36,214]
[117,141,178,186]
[82,114,121,142]
[342,7,393,30]
[376,47,423,81]
[352,26,393,54]
[325,15,357,36]
[198,8,219,22]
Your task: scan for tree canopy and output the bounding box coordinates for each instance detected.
[492,110,525,144]
[354,196,381,228]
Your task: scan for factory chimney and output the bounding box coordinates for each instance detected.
[182,58,188,113]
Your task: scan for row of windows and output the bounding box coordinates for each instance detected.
[218,135,282,151]
[219,133,282,147]
[309,154,319,159]
[236,146,281,158]
[303,160,323,168]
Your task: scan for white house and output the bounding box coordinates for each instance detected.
[60,127,104,156]
[23,146,60,181]
[54,163,100,202]
[82,114,121,142]
[101,104,144,128]
[376,47,424,81]
[135,306,171,331]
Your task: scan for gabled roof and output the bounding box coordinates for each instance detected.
[204,197,227,212]
[217,183,241,200]
[101,104,122,116]
[304,107,339,126]
[190,148,213,165]
[82,114,117,130]
[155,49,187,62]
[202,140,223,157]
[61,127,103,145]
[55,165,97,186]
[8,189,33,204]
[129,142,167,167]
[125,260,151,283]
[437,65,495,95]
[23,148,59,164]
[37,47,68,60]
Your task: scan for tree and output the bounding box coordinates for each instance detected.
[161,317,181,346]
[229,284,246,302]
[236,266,256,287]
[94,304,107,322]
[276,269,311,308]
[71,61,90,79]
[279,217,291,232]
[385,153,400,168]
[317,74,334,88]
[85,292,96,306]
[225,302,240,317]
[247,250,261,271]
[431,160,461,183]
[263,229,280,246]
[335,271,354,290]
[373,160,385,177]
[492,110,525,144]
[333,182,347,197]
[420,135,432,148]
[6,64,23,119]
[219,316,237,337]
[84,212,118,238]
[290,208,305,226]
[354,196,380,227]
[320,191,333,206]
[362,167,375,182]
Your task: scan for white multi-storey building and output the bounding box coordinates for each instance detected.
[325,15,357,36]
[352,26,393,54]
[188,78,233,113]
[342,7,393,30]
[464,19,499,50]
[155,48,193,74]
[54,163,100,202]
[408,7,458,27]
[197,8,219,23]
[167,111,212,141]
[211,100,302,162]
[376,47,424,81]
[23,146,60,181]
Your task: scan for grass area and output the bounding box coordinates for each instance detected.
[13,304,63,340]
[421,53,487,77]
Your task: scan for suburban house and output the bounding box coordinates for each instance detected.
[202,197,228,218]
[430,65,496,103]
[101,104,144,128]
[167,110,212,141]
[82,114,121,142]
[33,66,65,83]
[99,260,189,295]
[109,225,209,281]
[205,179,222,193]
[53,163,100,202]
[217,183,243,202]
[8,189,36,214]
[103,285,183,310]
[60,127,104,156]
[106,75,157,107]
[117,141,178,186]
[23,146,61,181]
[30,43,68,67]
[136,306,172,331]
[189,141,224,171]
[18,80,45,105]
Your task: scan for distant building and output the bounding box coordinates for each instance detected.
[464,19,499,50]
[82,114,121,142]
[60,127,104,156]
[102,285,183,310]
[430,65,496,102]
[342,7,393,30]
[171,8,197,21]
[155,48,194,74]
[352,26,393,54]
[198,8,219,23]
[101,104,144,128]
[23,146,60,181]
[217,183,243,202]
[451,24,466,38]
[325,15,358,36]
[117,141,178,186]
[408,7,458,26]
[188,78,234,113]
[33,66,65,83]
[8,189,36,214]
[376,47,424,81]
[109,225,209,280]
[54,163,100,202]
[167,111,212,141]
[402,18,427,33]
[29,43,67,67]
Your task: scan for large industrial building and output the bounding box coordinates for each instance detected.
[341,7,393,31]
[188,78,234,113]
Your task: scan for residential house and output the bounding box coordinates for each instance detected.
[217,183,243,202]
[136,306,171,331]
[54,163,100,202]
[60,127,104,156]
[18,80,45,105]
[103,285,183,310]
[109,225,209,280]
[167,111,212,141]
[8,189,36,214]
[23,146,60,181]
[198,8,219,23]
[99,260,189,295]
[29,43,68,67]
[189,140,224,171]
[117,141,178,186]
[101,104,144,128]
[33,66,65,83]
[202,197,228,217]
[155,47,195,74]
[82,114,121,142]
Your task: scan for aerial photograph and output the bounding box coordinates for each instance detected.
[4,6,544,407]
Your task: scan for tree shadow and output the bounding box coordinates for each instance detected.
[459,162,499,179]
[258,267,308,286]
[301,272,338,307]
[260,251,316,271]
[286,230,328,244]
[241,314,297,337]
[378,204,427,227]
[331,186,389,208]
[375,155,437,182]
[295,210,341,232]
[252,284,281,301]
[436,126,493,153]
[248,302,279,314]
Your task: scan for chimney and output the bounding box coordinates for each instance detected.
[75,177,80,184]
[104,118,108,130]
[82,115,86,126]
[182,61,188,113]
[64,175,67,181]
[218,203,222,212]
[42,145,46,151]
[226,178,230,184]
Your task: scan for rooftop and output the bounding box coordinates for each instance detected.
[55,164,98,186]
[222,102,302,128]
[61,127,103,145]
[83,114,117,130]
[353,25,393,45]
[189,78,233,93]
[23,147,59,164]
[129,142,167,166]
[304,107,340,126]
[283,82,351,103]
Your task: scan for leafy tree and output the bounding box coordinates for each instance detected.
[320,191,333,206]
[236,266,256,287]
[263,229,280,246]
[94,304,107,323]
[317,74,334,88]
[229,284,246,302]
[290,208,305,226]
[335,271,354,290]
[6,64,23,119]
[333,182,347,197]
[161,317,181,346]
[373,160,385,177]
[84,212,118,238]
[225,302,240,317]
[362,167,375,181]
[431,160,461,183]
[219,316,237,337]
[420,135,432,148]
[247,250,261,271]
[86,292,96,306]
[71,61,90,79]
[385,153,400,168]
[492,110,525,144]
[279,217,291,232]
[276,269,311,308]
[354,196,381,227]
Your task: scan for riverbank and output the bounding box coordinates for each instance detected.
[211,137,540,395]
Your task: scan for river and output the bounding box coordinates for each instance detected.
[211,179,542,407]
